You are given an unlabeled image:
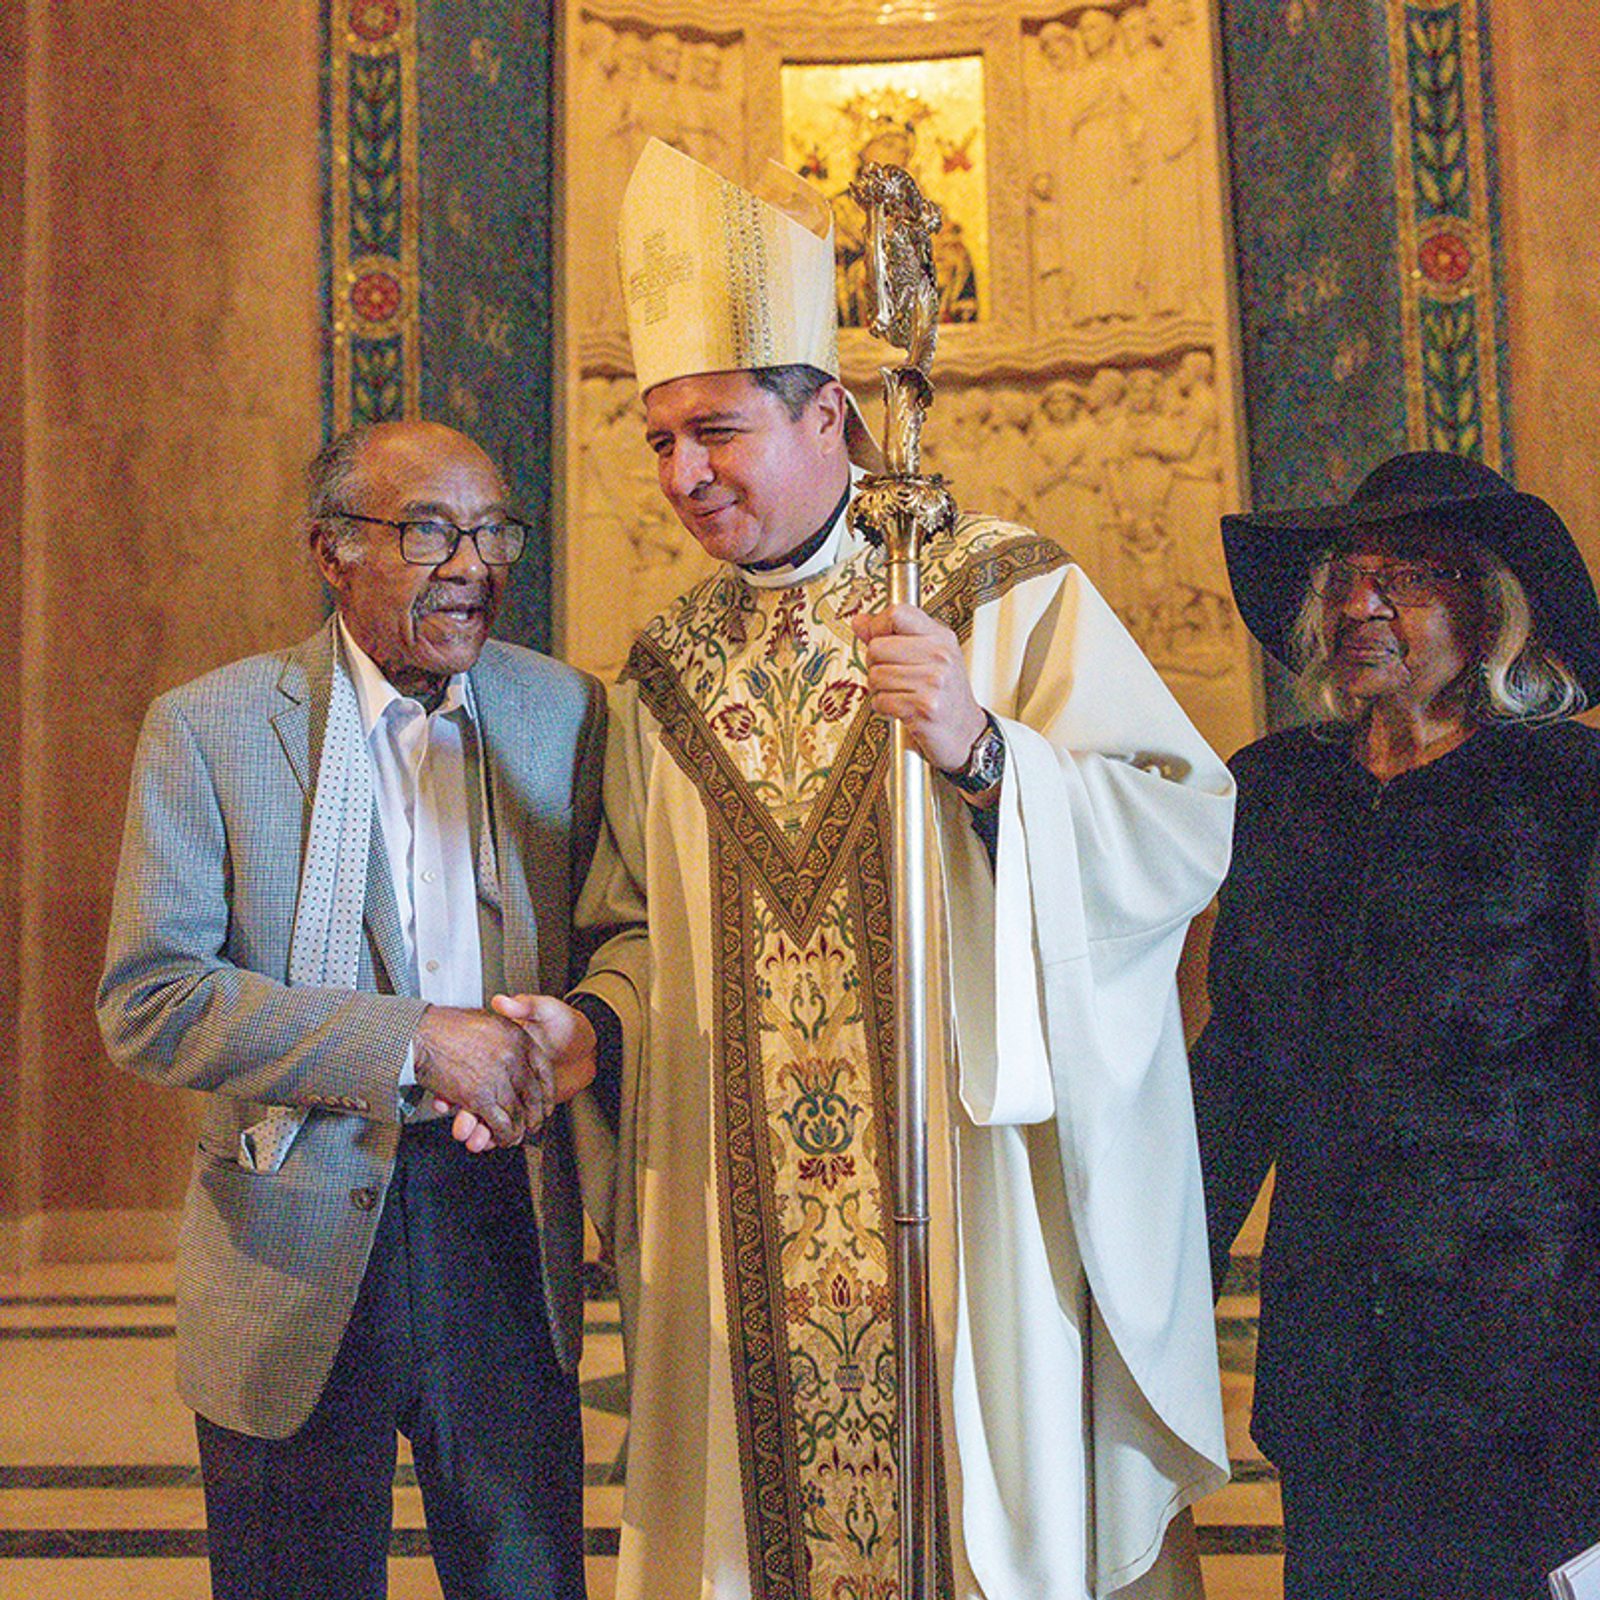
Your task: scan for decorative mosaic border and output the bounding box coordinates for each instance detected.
[325,0,421,428]
[1219,2,1512,509]
[1387,0,1504,466]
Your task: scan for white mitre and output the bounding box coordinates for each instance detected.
[618,138,881,467]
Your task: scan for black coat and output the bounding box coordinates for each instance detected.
[1192,720,1600,1567]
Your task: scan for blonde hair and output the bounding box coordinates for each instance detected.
[1289,545,1587,726]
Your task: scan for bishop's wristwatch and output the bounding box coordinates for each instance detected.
[944,712,1006,797]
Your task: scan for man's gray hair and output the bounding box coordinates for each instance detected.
[751,364,836,420]
[305,425,380,563]
[1288,543,1587,725]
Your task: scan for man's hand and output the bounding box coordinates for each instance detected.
[412,1006,550,1152]
[492,995,598,1101]
[435,996,598,1153]
[852,603,987,772]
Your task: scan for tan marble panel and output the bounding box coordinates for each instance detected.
[0,1339,192,1465]
[1491,0,1600,577]
[0,1563,216,1600]
[1200,1557,1285,1600]
[9,0,325,1237]
[0,0,27,1242]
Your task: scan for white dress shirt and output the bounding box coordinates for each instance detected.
[339,621,503,1099]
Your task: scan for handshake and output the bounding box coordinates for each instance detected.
[412,995,596,1152]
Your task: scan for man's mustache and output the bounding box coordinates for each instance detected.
[414,583,493,617]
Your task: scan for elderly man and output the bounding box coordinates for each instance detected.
[488,142,1233,1599]
[97,420,602,1600]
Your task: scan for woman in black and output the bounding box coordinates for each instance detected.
[1193,452,1600,1600]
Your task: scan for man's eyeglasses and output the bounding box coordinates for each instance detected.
[1310,557,1470,608]
[330,511,529,567]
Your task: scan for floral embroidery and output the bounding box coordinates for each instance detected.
[817,680,864,723]
[712,703,758,742]
[632,517,1068,1599]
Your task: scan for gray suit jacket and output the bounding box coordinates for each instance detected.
[97,621,605,1439]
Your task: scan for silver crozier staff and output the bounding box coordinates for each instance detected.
[847,160,954,1600]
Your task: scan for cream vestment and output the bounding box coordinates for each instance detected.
[572,508,1234,1599]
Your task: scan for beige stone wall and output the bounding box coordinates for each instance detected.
[1490,1,1600,573]
[1,0,324,1267]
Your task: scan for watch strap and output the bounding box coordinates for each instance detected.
[946,712,1005,795]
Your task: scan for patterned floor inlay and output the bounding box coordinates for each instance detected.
[0,1254,1281,1598]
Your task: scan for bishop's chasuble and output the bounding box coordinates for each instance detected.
[571,507,1234,1600]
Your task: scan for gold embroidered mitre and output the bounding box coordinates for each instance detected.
[619,138,842,394]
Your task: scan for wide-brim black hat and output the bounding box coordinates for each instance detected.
[1222,451,1600,697]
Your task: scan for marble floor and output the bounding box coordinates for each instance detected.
[0,1252,1278,1599]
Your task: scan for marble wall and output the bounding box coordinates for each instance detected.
[3,3,1600,1260]
[1,0,325,1267]
[1490,0,1600,560]
[1,3,25,1243]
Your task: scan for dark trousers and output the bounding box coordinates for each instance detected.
[195,1123,585,1600]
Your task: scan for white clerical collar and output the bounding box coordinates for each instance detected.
[740,466,867,590]
[337,617,473,737]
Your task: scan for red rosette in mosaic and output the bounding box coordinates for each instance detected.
[349,0,400,44]
[350,268,403,331]
[1418,227,1473,289]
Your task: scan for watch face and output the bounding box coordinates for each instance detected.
[952,719,1004,792]
[973,726,1004,784]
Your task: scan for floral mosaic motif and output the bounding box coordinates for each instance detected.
[350,268,403,328]
[1405,8,1469,219]
[1390,0,1497,463]
[352,340,403,421]
[327,0,417,430]
[1418,226,1473,288]
[1420,302,1481,455]
[349,56,402,257]
[349,0,401,44]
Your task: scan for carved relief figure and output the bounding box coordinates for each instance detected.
[609,30,650,163]
[1060,9,1141,323]
[574,20,623,333]
[574,22,746,337]
[1163,350,1228,617]
[1030,380,1092,532]
[635,31,687,147]
[682,41,738,168]
[988,388,1040,522]
[1025,22,1076,326]
[914,362,1234,687]
[1025,2,1213,329]
[1141,1,1210,317]
[1079,357,1233,675]
[1114,367,1182,651]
